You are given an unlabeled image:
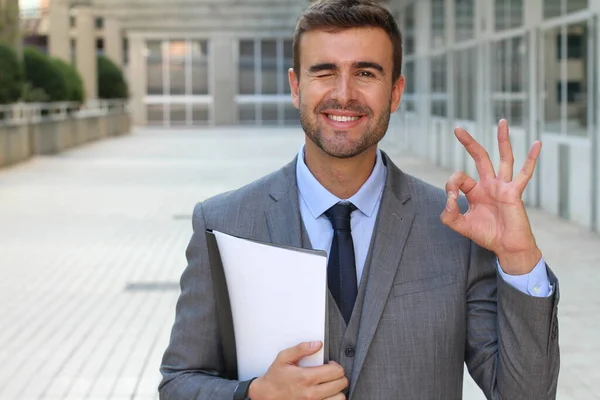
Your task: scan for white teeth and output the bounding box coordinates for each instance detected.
[327,114,360,122]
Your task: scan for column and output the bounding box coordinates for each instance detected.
[415,0,431,158]
[76,6,97,101]
[593,0,600,231]
[211,37,237,125]
[128,34,146,125]
[48,0,70,62]
[525,0,543,207]
[104,18,123,68]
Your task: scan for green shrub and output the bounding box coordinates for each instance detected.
[21,82,49,103]
[52,58,85,102]
[97,55,128,99]
[23,46,69,102]
[0,42,24,104]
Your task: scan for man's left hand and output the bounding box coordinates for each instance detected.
[440,119,542,276]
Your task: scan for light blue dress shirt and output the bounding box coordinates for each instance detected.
[295,146,552,297]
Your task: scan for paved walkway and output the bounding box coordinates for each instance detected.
[0,127,598,400]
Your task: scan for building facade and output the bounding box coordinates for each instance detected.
[86,0,313,127]
[35,0,600,230]
[388,0,600,232]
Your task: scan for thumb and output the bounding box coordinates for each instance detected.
[277,341,322,365]
[440,195,468,236]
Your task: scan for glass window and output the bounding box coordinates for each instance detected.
[455,0,475,42]
[454,47,477,120]
[567,0,588,13]
[403,60,416,112]
[557,33,585,59]
[565,22,589,136]
[191,40,209,95]
[492,36,527,127]
[168,40,186,95]
[96,38,104,56]
[239,104,256,123]
[122,37,129,66]
[192,105,210,124]
[495,0,524,31]
[493,36,526,93]
[431,0,445,48]
[404,4,416,55]
[261,40,278,95]
[261,104,279,125]
[543,26,562,133]
[239,40,256,95]
[146,104,163,124]
[169,104,186,124]
[431,54,447,117]
[543,22,589,136]
[283,39,293,94]
[404,61,416,95]
[237,38,295,124]
[544,0,588,19]
[146,41,163,95]
[284,103,299,125]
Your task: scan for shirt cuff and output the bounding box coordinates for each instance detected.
[497,257,553,297]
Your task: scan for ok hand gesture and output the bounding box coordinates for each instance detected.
[440,119,542,275]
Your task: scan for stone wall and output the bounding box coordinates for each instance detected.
[0,111,131,169]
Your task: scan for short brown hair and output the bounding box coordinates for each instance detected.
[292,0,403,83]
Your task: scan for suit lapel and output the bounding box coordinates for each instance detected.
[349,154,416,395]
[264,158,303,249]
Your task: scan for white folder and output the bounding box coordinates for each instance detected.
[206,229,328,382]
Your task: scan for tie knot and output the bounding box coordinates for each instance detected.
[325,203,356,231]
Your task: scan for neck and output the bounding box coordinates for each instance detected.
[304,139,377,199]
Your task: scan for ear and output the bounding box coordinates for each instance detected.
[288,67,300,109]
[390,74,405,113]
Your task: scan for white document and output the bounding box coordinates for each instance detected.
[213,230,328,381]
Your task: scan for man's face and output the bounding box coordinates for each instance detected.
[289,27,404,159]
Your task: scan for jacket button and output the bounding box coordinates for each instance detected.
[345,347,355,357]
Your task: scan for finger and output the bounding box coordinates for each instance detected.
[440,195,470,238]
[302,361,346,385]
[313,376,349,399]
[277,341,322,365]
[497,119,514,181]
[454,127,496,179]
[323,394,346,400]
[514,141,542,192]
[445,170,477,199]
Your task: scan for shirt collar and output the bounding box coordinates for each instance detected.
[296,145,387,219]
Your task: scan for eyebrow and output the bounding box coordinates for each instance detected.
[308,61,385,75]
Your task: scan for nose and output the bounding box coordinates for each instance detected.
[331,73,357,108]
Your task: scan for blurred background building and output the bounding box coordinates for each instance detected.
[11,0,600,230]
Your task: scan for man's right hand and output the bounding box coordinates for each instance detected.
[248,341,348,400]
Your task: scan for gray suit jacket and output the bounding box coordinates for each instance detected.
[159,152,560,400]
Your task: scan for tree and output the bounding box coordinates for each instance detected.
[97,55,129,99]
[53,58,86,102]
[23,46,69,102]
[0,42,24,104]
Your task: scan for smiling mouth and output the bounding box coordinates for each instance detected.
[325,114,362,122]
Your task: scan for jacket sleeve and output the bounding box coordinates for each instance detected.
[464,239,560,400]
[159,202,239,400]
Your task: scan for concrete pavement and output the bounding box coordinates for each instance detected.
[0,126,598,399]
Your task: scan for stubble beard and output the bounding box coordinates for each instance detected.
[299,94,392,159]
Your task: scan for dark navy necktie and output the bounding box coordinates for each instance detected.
[325,202,358,325]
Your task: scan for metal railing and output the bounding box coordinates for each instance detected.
[0,100,129,126]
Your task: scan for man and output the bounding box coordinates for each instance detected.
[159,0,560,399]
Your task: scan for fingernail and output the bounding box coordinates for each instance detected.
[448,191,457,199]
[446,198,454,212]
[310,341,320,349]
